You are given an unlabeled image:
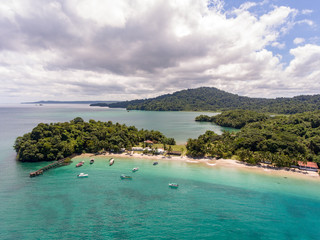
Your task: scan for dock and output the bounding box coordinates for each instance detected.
[29,154,78,177]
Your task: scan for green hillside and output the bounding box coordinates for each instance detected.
[187,111,320,167]
[91,87,320,114]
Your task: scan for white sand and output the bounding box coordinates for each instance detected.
[73,152,320,181]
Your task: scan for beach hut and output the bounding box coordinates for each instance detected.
[297,161,319,172]
[144,140,153,146]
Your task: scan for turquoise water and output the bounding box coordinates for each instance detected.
[1,104,320,239]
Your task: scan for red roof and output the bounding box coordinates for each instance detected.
[298,161,318,169]
[144,140,153,144]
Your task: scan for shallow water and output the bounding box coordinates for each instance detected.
[0,104,320,239]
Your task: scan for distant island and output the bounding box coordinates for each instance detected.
[90,87,320,114]
[22,100,120,104]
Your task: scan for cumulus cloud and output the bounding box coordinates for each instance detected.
[0,0,319,102]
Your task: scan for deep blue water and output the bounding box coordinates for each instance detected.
[0,104,320,240]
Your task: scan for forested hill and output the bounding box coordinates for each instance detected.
[90,87,320,114]
[186,111,320,167]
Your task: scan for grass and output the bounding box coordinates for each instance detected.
[135,143,187,155]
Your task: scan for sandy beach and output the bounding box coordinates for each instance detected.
[73,152,320,181]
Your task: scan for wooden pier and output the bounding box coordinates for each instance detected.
[29,154,78,177]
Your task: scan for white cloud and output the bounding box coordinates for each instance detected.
[302,9,313,15]
[272,42,285,49]
[296,19,314,26]
[286,44,320,77]
[71,0,130,28]
[239,2,257,11]
[0,0,319,102]
[293,38,305,45]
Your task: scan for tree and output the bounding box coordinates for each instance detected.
[14,119,175,162]
[168,146,173,155]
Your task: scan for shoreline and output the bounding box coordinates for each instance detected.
[72,152,320,181]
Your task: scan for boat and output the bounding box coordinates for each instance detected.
[153,162,158,165]
[169,183,179,188]
[90,159,94,164]
[120,174,132,180]
[77,173,88,178]
[76,162,84,167]
[132,167,139,172]
[109,158,114,166]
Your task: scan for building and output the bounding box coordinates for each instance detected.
[132,147,144,151]
[156,148,165,154]
[144,140,153,145]
[297,161,319,172]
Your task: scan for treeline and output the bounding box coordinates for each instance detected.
[187,111,320,167]
[92,87,320,114]
[195,110,270,128]
[14,117,175,162]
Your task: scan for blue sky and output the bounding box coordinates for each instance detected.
[0,0,319,102]
[223,0,319,63]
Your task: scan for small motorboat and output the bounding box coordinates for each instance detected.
[109,158,114,166]
[153,162,158,165]
[77,173,88,178]
[169,183,179,188]
[90,159,94,164]
[120,174,132,180]
[76,162,84,167]
[132,167,139,172]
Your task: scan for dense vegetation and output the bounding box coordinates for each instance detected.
[14,117,175,162]
[195,110,270,128]
[23,101,117,104]
[187,111,320,167]
[91,87,320,114]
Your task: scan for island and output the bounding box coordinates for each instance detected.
[90,87,320,114]
[14,117,176,162]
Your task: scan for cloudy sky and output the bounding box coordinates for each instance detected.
[0,0,319,103]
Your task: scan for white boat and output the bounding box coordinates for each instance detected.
[169,183,179,188]
[109,158,114,166]
[77,173,88,178]
[132,167,139,172]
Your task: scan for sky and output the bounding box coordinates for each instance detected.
[0,0,319,103]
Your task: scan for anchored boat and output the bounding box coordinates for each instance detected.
[132,167,139,172]
[120,174,132,180]
[90,159,94,164]
[169,183,179,188]
[109,158,114,166]
[76,161,84,167]
[77,173,88,178]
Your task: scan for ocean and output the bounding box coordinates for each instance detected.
[0,104,320,240]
